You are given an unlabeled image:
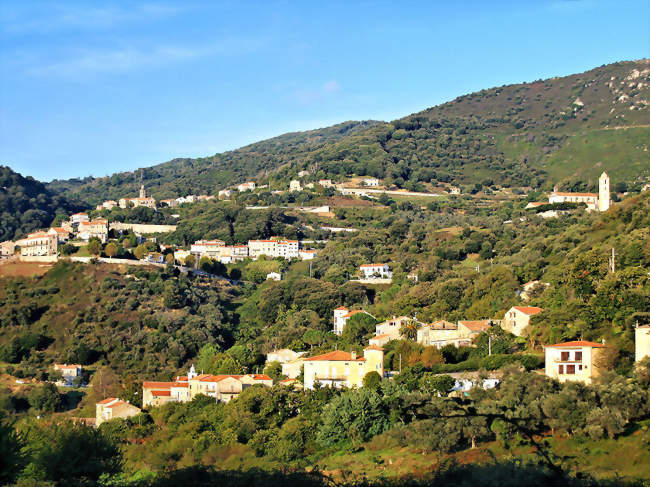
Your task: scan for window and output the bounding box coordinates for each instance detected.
[566,365,576,374]
[561,351,570,361]
[558,365,564,374]
[575,351,582,362]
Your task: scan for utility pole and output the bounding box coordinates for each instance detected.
[309,261,312,278]
[609,247,616,273]
[488,334,492,356]
[399,354,402,373]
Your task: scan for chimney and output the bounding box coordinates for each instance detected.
[351,351,357,360]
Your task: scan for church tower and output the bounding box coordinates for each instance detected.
[139,184,146,199]
[598,172,610,212]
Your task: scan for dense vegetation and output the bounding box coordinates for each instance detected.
[0,165,80,241]
[48,60,650,206]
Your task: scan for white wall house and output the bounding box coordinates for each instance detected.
[359,263,392,279]
[501,306,543,336]
[544,341,605,384]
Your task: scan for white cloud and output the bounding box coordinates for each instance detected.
[292,80,342,104]
[1,3,184,34]
[26,38,263,77]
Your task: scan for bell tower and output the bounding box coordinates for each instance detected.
[139,184,146,199]
[598,172,610,212]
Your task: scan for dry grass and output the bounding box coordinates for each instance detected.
[0,261,54,277]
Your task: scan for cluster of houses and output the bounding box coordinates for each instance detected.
[96,185,217,211]
[93,322,650,426]
[184,236,318,264]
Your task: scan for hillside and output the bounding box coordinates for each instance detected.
[0,166,80,241]
[47,60,650,205]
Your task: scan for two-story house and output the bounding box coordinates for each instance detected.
[544,341,605,384]
[501,306,543,336]
[303,346,384,389]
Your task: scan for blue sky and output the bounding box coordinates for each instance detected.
[1,1,648,181]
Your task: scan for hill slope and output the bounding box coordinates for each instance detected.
[46,60,650,204]
[0,166,80,241]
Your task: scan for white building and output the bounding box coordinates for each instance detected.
[544,341,606,384]
[501,306,543,337]
[332,308,373,335]
[248,238,299,259]
[318,179,333,188]
[375,316,411,342]
[548,171,610,212]
[237,182,256,192]
[266,349,306,364]
[299,249,317,260]
[70,213,89,225]
[636,325,650,363]
[361,177,379,187]
[289,180,302,191]
[359,263,392,279]
[266,272,282,281]
[218,189,232,199]
[17,232,58,258]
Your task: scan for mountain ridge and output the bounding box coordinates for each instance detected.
[34,59,650,204]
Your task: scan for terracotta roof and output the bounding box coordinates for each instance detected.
[364,345,385,351]
[105,401,126,408]
[335,306,349,311]
[343,310,369,318]
[71,212,88,216]
[373,333,392,339]
[175,376,188,382]
[458,320,492,332]
[304,351,365,362]
[250,374,272,381]
[54,363,81,369]
[513,306,543,315]
[151,390,171,397]
[546,341,605,348]
[142,381,177,389]
[360,263,386,267]
[50,227,68,234]
[551,192,597,197]
[171,383,189,388]
[97,397,118,405]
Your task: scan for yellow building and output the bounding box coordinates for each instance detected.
[544,341,605,384]
[96,398,141,426]
[303,346,384,389]
[502,306,543,337]
[635,325,650,363]
[17,232,58,259]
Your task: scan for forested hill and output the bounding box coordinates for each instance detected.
[49,59,650,205]
[0,166,80,241]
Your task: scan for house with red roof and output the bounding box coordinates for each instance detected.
[544,341,606,384]
[502,306,543,337]
[95,398,141,426]
[303,346,384,389]
[332,307,374,335]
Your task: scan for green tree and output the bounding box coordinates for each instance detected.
[133,244,147,260]
[318,388,389,448]
[341,312,377,345]
[263,361,283,382]
[27,383,62,413]
[86,238,102,256]
[163,281,184,309]
[362,371,382,389]
[22,421,121,486]
[104,242,118,258]
[0,415,25,485]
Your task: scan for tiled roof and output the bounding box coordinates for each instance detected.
[546,341,605,348]
[142,381,178,389]
[360,263,386,267]
[105,401,126,408]
[373,333,392,339]
[343,310,368,318]
[97,397,118,405]
[335,306,349,311]
[250,374,272,381]
[151,390,171,397]
[458,320,492,332]
[304,351,365,362]
[551,192,597,197]
[513,306,543,315]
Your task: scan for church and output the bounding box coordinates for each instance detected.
[548,171,610,212]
